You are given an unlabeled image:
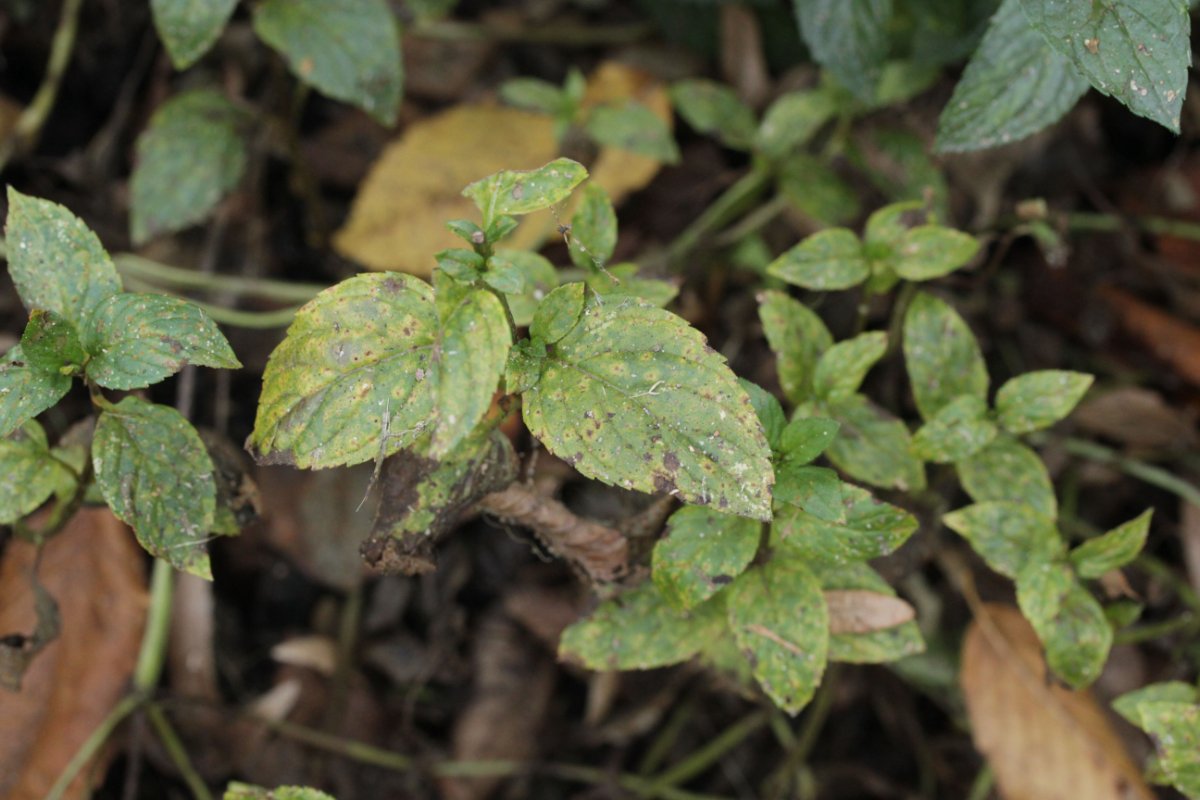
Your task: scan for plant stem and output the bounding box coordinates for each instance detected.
[134,559,176,691]
[762,668,838,799]
[1113,612,1199,645]
[146,704,213,800]
[410,18,654,46]
[45,693,145,800]
[1050,435,1200,509]
[965,764,994,800]
[650,708,769,790]
[663,168,773,271]
[121,276,304,328]
[114,253,327,302]
[1065,211,1200,243]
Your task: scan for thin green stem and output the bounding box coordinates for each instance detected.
[146,704,213,800]
[113,253,327,302]
[965,764,994,800]
[45,693,145,800]
[712,194,790,248]
[134,559,175,691]
[650,708,769,790]
[121,276,304,328]
[762,668,838,800]
[1113,613,1200,645]
[663,168,774,271]
[1051,436,1200,509]
[410,18,654,46]
[1065,211,1200,243]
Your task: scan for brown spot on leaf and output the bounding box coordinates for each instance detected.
[663,451,680,472]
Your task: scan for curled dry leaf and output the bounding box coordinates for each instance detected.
[960,604,1152,800]
[825,589,915,635]
[0,508,147,800]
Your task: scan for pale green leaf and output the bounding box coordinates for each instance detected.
[20,309,85,374]
[995,369,1093,433]
[935,0,1089,152]
[1015,558,1074,629]
[823,394,925,491]
[5,189,122,329]
[903,291,988,420]
[224,783,337,800]
[462,158,588,227]
[0,347,71,438]
[773,463,843,522]
[911,393,997,463]
[1030,577,1112,689]
[0,422,73,524]
[779,416,840,465]
[499,78,568,116]
[755,89,838,159]
[758,290,832,405]
[812,331,887,400]
[131,90,248,243]
[726,557,828,714]
[1019,0,1190,132]
[531,280,585,344]
[815,562,925,663]
[864,200,925,255]
[653,505,761,610]
[568,183,617,271]
[669,79,757,150]
[793,0,894,102]
[93,397,216,578]
[253,0,402,124]
[587,263,678,308]
[942,500,1062,578]
[1133,702,1200,796]
[767,228,869,291]
[522,287,774,519]
[957,434,1057,518]
[559,582,724,670]
[775,482,918,564]
[1114,682,1200,726]
[151,0,237,68]
[891,225,980,281]
[1070,509,1152,579]
[492,250,558,328]
[585,102,680,163]
[83,293,240,390]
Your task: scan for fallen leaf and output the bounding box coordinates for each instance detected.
[960,603,1153,800]
[1074,386,1197,450]
[0,508,147,800]
[1099,285,1200,389]
[1180,500,1200,595]
[825,589,915,635]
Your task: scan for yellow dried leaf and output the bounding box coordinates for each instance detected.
[960,604,1152,800]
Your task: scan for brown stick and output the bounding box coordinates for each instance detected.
[478,485,629,583]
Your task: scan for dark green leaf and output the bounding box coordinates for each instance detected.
[522,288,774,519]
[584,102,680,163]
[445,219,486,247]
[1019,0,1190,132]
[793,0,894,102]
[767,228,870,291]
[93,397,216,578]
[462,158,588,227]
[773,463,843,522]
[823,394,925,491]
[957,434,1057,518]
[776,153,861,227]
[568,183,617,271]
[253,0,403,125]
[942,500,1062,578]
[559,582,724,670]
[758,290,833,405]
[1070,509,1152,579]
[20,309,85,374]
[741,379,787,452]
[726,557,828,714]
[5,189,122,329]
[436,248,484,282]
[1030,577,1112,688]
[151,0,237,68]
[911,394,997,463]
[653,505,761,609]
[891,225,980,281]
[493,250,559,327]
[0,422,73,524]
[816,563,925,663]
[669,79,757,150]
[0,347,72,438]
[779,416,840,465]
[812,331,887,400]
[82,293,240,390]
[774,482,918,564]
[903,291,988,420]
[851,128,951,218]
[995,369,1093,433]
[936,0,1089,152]
[755,89,838,159]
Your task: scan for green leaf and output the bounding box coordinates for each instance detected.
[130,90,249,243]
[0,347,72,439]
[741,379,787,453]
[0,422,73,524]
[726,557,828,714]
[522,287,774,519]
[568,183,617,271]
[462,158,588,227]
[499,78,569,116]
[775,482,918,565]
[436,248,484,282]
[249,273,508,468]
[587,263,678,308]
[20,309,85,374]
[491,250,558,327]
[767,228,870,291]
[1031,577,1112,688]
[935,0,1089,152]
[1070,508,1152,579]
[816,563,925,663]
[653,505,761,610]
[1015,557,1074,629]
[1133,702,1200,795]
[559,582,723,670]
[1019,0,1190,132]
[903,291,988,420]
[850,128,951,219]
[823,394,925,491]
[252,0,403,125]
[584,102,680,163]
[942,500,1062,578]
[5,189,122,329]
[757,290,833,405]
[755,89,838,160]
[957,434,1057,518]
[531,280,585,344]
[995,369,1093,433]
[82,293,240,390]
[793,0,894,102]
[864,200,925,254]
[891,225,980,281]
[93,397,216,578]
[773,463,843,522]
[812,331,887,401]
[911,394,997,463]
[777,153,862,227]
[1114,682,1200,726]
[779,416,840,465]
[224,783,337,800]
[669,79,757,150]
[150,0,237,69]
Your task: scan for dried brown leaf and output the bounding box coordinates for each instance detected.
[1099,286,1200,389]
[1074,387,1197,450]
[960,604,1152,800]
[825,589,915,635]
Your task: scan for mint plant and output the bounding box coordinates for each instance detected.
[0,188,242,578]
[1113,682,1200,797]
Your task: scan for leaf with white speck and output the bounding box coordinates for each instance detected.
[956,433,1057,518]
[93,397,217,578]
[793,0,894,103]
[653,505,761,610]
[758,289,833,405]
[0,346,71,439]
[774,482,918,565]
[822,393,925,491]
[768,228,870,291]
[150,0,237,69]
[903,291,989,420]
[995,369,1093,434]
[1070,509,1152,579]
[943,500,1063,578]
[0,421,74,524]
[462,158,588,228]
